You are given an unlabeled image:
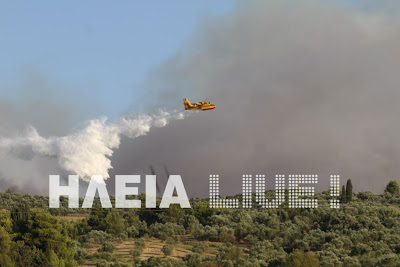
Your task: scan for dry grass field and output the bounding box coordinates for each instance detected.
[79,235,250,266]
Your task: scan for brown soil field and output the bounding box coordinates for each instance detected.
[58,213,89,222]
[80,235,222,266]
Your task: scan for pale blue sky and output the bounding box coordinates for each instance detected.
[0,1,235,119]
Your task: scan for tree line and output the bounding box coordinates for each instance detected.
[0,179,399,266]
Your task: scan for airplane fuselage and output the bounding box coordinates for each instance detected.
[184,98,216,110]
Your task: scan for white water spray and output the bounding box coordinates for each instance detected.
[0,110,185,182]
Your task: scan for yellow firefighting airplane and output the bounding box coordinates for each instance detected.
[183,98,216,111]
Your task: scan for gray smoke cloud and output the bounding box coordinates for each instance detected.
[0,73,92,194]
[2,0,400,197]
[0,73,186,193]
[110,0,400,196]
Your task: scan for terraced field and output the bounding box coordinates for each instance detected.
[80,235,223,266]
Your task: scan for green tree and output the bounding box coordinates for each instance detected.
[86,205,109,231]
[125,226,139,238]
[104,212,125,235]
[161,244,174,257]
[346,179,353,201]
[341,185,346,202]
[385,180,400,195]
[0,226,14,266]
[193,201,215,225]
[192,242,208,254]
[12,241,38,267]
[0,213,13,233]
[74,245,87,263]
[134,238,146,250]
[130,248,143,260]
[11,203,30,233]
[123,211,140,227]
[222,246,246,261]
[183,253,203,267]
[48,249,60,267]
[98,241,115,253]
[162,205,185,223]
[20,209,76,266]
[285,251,320,267]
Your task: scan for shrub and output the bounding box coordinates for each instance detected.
[96,259,110,267]
[162,244,174,257]
[149,222,185,240]
[118,232,128,241]
[246,234,258,245]
[136,221,148,237]
[134,238,146,250]
[222,246,246,262]
[105,213,125,235]
[79,230,112,245]
[125,226,139,238]
[111,261,132,267]
[130,248,143,259]
[99,252,116,261]
[218,226,236,243]
[385,180,400,195]
[376,253,400,266]
[141,256,186,267]
[204,225,219,241]
[166,235,179,245]
[183,253,203,267]
[191,242,208,254]
[74,245,87,262]
[343,256,361,267]
[285,251,320,267]
[98,241,116,253]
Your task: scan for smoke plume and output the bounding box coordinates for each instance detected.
[2,1,400,196]
[110,0,400,196]
[0,111,185,182]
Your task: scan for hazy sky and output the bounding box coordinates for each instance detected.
[1,0,400,197]
[0,1,235,119]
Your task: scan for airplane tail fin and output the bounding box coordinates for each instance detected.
[183,98,193,109]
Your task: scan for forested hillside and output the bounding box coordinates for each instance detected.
[0,180,399,266]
